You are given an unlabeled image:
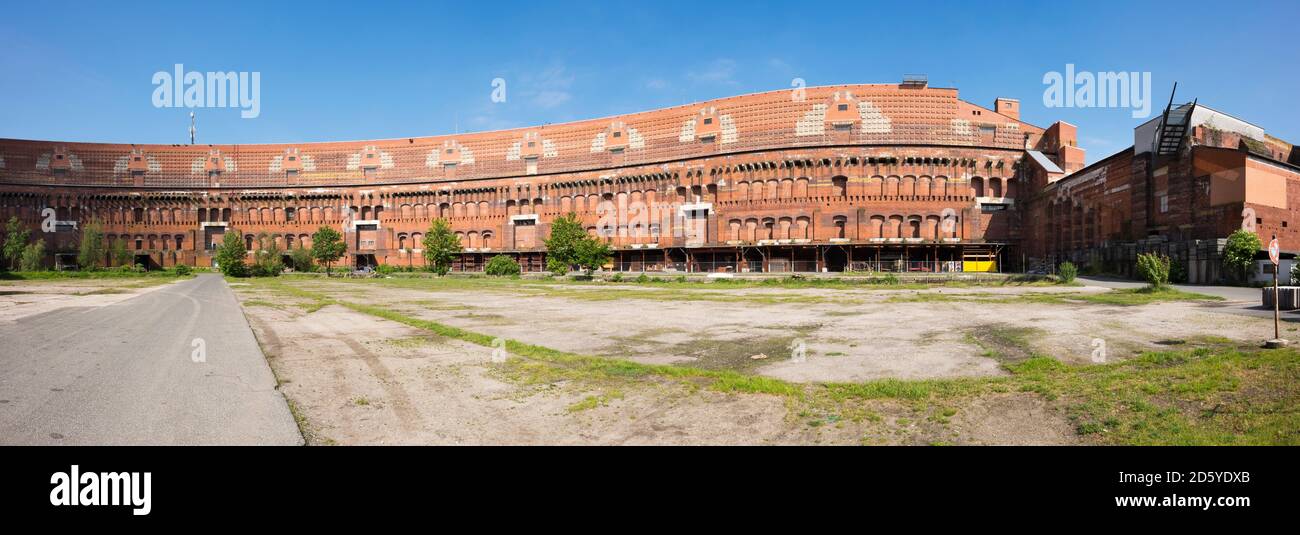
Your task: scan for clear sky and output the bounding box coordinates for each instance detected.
[1,0,1297,163]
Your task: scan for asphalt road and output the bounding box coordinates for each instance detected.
[1078,275,1262,301]
[0,273,302,445]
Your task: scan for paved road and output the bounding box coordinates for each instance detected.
[1078,275,1262,301]
[1077,275,1300,323]
[0,274,302,445]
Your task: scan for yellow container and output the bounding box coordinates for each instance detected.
[962,260,997,272]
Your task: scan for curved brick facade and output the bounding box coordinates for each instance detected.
[0,83,1086,273]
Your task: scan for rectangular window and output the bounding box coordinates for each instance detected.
[1159,195,1168,213]
[838,104,849,111]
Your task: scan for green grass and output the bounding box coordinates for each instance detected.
[888,286,1222,306]
[245,277,1299,445]
[0,269,196,280]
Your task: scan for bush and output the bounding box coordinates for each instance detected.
[1169,259,1187,284]
[635,274,650,283]
[1223,229,1261,283]
[484,255,521,277]
[290,244,314,272]
[1057,261,1077,284]
[174,264,192,276]
[19,240,45,271]
[375,264,397,276]
[1136,253,1171,289]
[609,273,623,282]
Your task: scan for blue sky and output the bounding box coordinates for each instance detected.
[1,0,1297,163]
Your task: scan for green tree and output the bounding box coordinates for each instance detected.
[290,242,314,272]
[111,238,132,267]
[3,216,30,270]
[1223,229,1261,283]
[215,230,249,277]
[484,254,521,277]
[19,239,46,271]
[544,213,610,276]
[311,226,347,276]
[77,221,106,271]
[252,232,284,277]
[574,233,613,275]
[422,219,462,276]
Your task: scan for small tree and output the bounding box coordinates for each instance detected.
[1057,261,1077,284]
[77,221,106,271]
[1223,229,1261,283]
[19,239,46,271]
[484,254,521,277]
[3,216,30,270]
[545,213,607,276]
[422,219,462,276]
[574,234,613,276]
[1136,252,1171,290]
[311,226,347,276]
[290,242,314,272]
[111,238,132,268]
[215,230,249,277]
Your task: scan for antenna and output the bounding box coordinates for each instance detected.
[189,111,196,145]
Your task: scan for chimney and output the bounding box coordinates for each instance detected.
[995,98,1019,121]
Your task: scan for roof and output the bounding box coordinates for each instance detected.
[0,84,1050,189]
[1025,150,1063,174]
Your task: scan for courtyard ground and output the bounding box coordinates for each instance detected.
[229,274,1300,446]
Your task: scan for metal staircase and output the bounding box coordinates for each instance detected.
[1154,83,1196,156]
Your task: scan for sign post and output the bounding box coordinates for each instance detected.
[1269,236,1282,345]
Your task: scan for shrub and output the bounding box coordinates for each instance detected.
[376,264,397,276]
[1168,259,1188,284]
[77,221,106,271]
[250,233,283,277]
[174,264,192,276]
[609,273,623,282]
[484,254,521,277]
[1223,229,1261,283]
[290,243,314,272]
[1057,261,1077,284]
[19,239,45,271]
[635,274,650,283]
[675,275,687,283]
[4,216,31,271]
[1136,252,1171,289]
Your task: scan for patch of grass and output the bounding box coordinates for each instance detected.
[241,299,285,309]
[1066,287,1223,306]
[964,324,1045,364]
[72,287,131,296]
[566,390,625,413]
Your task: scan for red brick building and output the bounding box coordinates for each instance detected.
[3,81,1087,273]
[1022,102,1300,282]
